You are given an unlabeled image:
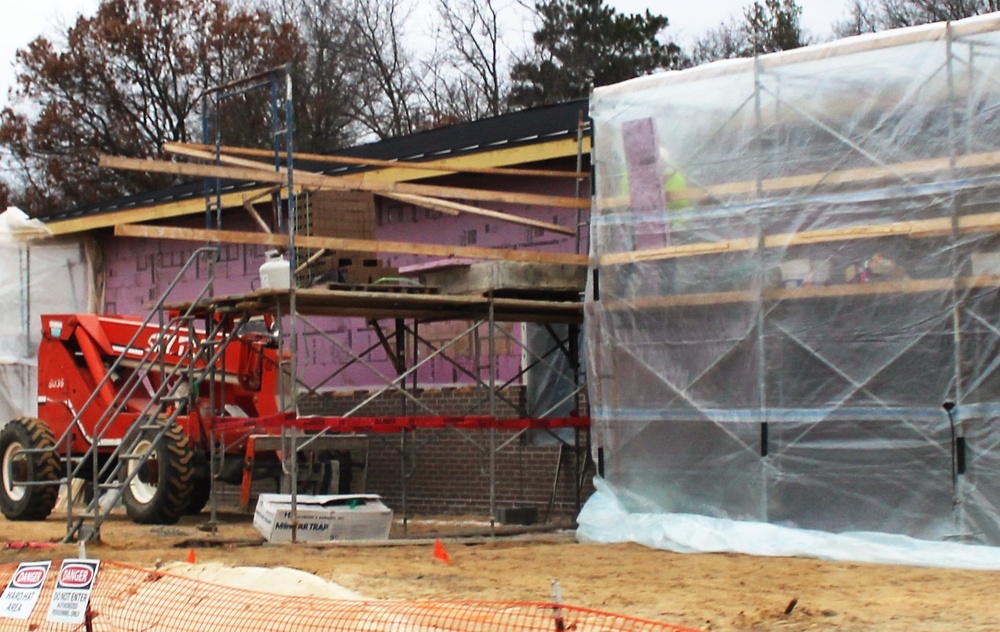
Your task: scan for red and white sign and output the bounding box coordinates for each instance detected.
[57,564,95,589]
[46,559,100,625]
[0,561,51,620]
[12,568,46,589]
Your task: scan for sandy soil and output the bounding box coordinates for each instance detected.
[2,510,1000,631]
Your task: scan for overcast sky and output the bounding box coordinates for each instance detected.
[0,0,850,113]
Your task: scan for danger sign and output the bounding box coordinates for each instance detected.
[0,561,51,620]
[46,559,100,625]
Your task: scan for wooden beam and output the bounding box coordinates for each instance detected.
[295,248,328,274]
[164,145,576,235]
[595,149,1000,212]
[600,238,759,265]
[598,211,1000,266]
[44,188,273,235]
[243,184,282,205]
[357,137,591,184]
[381,192,575,236]
[114,223,589,265]
[242,197,272,234]
[100,155,591,210]
[378,192,459,215]
[167,141,590,179]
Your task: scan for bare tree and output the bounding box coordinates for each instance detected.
[690,0,807,65]
[0,0,298,213]
[689,17,747,66]
[347,0,425,139]
[835,0,1000,37]
[432,0,510,120]
[256,0,366,151]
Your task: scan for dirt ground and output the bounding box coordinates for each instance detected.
[2,510,1000,631]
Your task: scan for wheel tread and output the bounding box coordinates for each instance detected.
[0,418,61,521]
[122,421,195,525]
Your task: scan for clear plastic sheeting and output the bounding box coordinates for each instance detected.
[0,208,94,423]
[586,14,1000,550]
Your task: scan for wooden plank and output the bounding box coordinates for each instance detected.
[380,192,459,216]
[382,192,575,236]
[766,278,953,300]
[44,187,290,236]
[357,137,591,184]
[594,149,1000,212]
[602,278,960,310]
[163,142,585,235]
[706,150,1000,199]
[605,290,756,309]
[600,238,758,265]
[114,223,589,265]
[100,155,590,210]
[168,141,590,179]
[599,211,1000,266]
[242,197,272,234]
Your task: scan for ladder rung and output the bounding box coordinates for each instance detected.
[119,453,146,460]
[10,479,61,487]
[98,482,122,490]
[138,424,165,431]
[18,447,57,455]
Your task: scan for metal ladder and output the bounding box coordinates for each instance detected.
[64,247,233,541]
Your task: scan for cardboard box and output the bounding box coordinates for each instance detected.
[253,494,393,543]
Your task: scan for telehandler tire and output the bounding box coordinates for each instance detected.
[122,421,195,524]
[184,476,212,515]
[0,418,61,521]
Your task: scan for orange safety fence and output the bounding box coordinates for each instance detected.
[0,560,702,632]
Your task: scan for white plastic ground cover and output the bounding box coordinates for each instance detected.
[586,13,1000,549]
[0,207,93,422]
[577,478,1000,569]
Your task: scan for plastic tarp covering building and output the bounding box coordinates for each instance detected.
[0,208,95,424]
[584,14,1000,556]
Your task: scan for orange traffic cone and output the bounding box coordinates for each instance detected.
[187,548,197,564]
[433,539,451,564]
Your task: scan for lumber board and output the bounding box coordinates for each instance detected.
[600,238,759,265]
[114,223,589,265]
[100,155,590,210]
[170,287,583,323]
[43,186,298,236]
[599,211,1000,266]
[168,141,590,179]
[380,192,459,216]
[594,150,1000,212]
[382,192,575,236]
[603,277,964,310]
[167,145,575,235]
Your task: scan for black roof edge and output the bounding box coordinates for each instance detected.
[40,99,590,224]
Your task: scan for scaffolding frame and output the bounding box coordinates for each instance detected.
[188,67,594,538]
[589,15,1000,542]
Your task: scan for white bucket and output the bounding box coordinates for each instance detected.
[259,250,290,289]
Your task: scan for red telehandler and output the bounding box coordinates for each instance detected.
[0,245,352,543]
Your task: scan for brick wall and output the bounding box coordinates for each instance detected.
[299,387,594,521]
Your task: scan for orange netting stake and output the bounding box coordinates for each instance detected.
[187,548,197,564]
[433,539,451,564]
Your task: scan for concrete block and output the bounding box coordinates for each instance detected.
[416,261,587,297]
